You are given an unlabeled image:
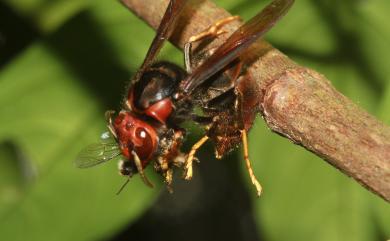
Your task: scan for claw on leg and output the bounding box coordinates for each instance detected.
[241,129,262,197]
[184,136,209,180]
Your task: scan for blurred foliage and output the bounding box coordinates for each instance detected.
[0,0,389,241]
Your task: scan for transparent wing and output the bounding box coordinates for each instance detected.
[75,133,121,168]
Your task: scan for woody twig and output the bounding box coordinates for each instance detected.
[120,0,390,202]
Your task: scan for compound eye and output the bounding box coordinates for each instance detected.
[133,127,155,161]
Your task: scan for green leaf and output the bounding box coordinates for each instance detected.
[3,0,89,33]
[234,0,338,56]
[0,41,157,241]
[2,0,390,240]
[248,115,378,241]
[356,0,390,87]
[1,0,181,240]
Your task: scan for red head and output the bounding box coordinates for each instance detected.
[113,111,158,167]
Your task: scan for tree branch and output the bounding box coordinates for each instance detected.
[120,0,390,202]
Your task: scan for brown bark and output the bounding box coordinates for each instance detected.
[120,0,390,202]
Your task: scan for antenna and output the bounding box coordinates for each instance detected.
[131,150,154,188]
[116,178,130,195]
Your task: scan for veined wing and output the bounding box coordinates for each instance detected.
[75,133,121,168]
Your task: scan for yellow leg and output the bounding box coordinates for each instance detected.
[184,16,240,72]
[184,136,209,180]
[188,15,240,43]
[164,168,174,193]
[241,129,262,197]
[156,156,174,193]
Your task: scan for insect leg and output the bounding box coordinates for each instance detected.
[183,135,209,180]
[184,16,240,73]
[132,150,154,188]
[164,168,174,193]
[156,155,174,192]
[105,110,117,139]
[240,129,262,197]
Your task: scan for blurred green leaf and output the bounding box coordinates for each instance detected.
[379,86,390,123]
[234,0,338,56]
[248,66,383,241]
[1,0,390,240]
[0,18,157,241]
[356,0,390,87]
[3,0,88,33]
